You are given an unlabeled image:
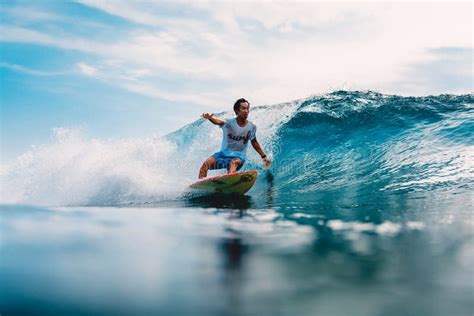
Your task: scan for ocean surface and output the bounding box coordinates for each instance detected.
[1,91,473,315]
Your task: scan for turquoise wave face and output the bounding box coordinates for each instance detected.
[238,91,473,206]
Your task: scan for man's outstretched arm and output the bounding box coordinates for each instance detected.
[202,113,224,126]
[251,139,271,167]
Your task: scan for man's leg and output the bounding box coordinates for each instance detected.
[198,156,217,179]
[227,158,242,174]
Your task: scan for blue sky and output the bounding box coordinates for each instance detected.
[1,1,472,162]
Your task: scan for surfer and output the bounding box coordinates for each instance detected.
[198,98,271,178]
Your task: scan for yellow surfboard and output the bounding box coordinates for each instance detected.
[190,170,258,194]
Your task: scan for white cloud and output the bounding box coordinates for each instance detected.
[119,82,225,108]
[1,2,472,108]
[77,0,165,26]
[74,60,226,108]
[0,5,63,23]
[0,62,68,76]
[192,2,367,31]
[76,62,98,76]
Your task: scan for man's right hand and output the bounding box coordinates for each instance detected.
[202,113,213,120]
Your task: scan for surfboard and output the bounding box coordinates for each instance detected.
[190,170,258,194]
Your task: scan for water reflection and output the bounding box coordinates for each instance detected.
[218,233,248,316]
[220,231,247,271]
[185,193,253,209]
[264,171,275,206]
[1,195,472,316]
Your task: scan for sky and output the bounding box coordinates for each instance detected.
[0,1,472,162]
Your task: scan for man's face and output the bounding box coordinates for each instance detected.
[237,102,250,119]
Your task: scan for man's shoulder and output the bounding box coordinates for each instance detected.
[222,118,234,127]
[225,118,256,129]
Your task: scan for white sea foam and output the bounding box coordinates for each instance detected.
[0,128,186,206]
[291,213,324,219]
[0,101,299,206]
[327,219,424,236]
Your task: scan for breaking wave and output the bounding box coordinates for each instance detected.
[1,91,472,206]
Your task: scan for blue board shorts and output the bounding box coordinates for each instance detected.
[211,150,246,170]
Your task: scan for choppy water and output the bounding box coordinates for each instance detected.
[1,91,473,315]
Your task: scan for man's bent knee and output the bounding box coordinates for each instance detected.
[227,158,242,172]
[198,157,216,178]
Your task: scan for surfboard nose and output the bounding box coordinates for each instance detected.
[190,170,258,194]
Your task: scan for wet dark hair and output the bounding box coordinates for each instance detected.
[233,98,250,114]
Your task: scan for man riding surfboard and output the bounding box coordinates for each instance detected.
[198,98,271,179]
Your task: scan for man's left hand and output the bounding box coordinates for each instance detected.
[262,156,271,169]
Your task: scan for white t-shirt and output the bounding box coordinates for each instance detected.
[220,118,257,157]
